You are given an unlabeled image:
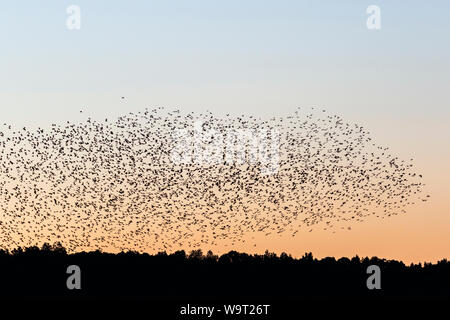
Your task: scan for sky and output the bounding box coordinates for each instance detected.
[0,1,449,263]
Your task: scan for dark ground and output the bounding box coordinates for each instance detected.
[0,244,448,316]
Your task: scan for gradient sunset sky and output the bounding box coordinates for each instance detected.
[1,1,449,263]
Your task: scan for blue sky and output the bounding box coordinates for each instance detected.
[1,0,449,126]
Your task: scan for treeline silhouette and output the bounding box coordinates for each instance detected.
[0,242,449,300]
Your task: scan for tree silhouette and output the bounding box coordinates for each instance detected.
[0,243,447,301]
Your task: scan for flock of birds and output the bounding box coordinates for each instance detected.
[0,106,428,253]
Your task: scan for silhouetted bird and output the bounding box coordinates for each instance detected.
[0,107,428,253]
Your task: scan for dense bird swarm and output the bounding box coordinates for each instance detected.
[0,107,427,252]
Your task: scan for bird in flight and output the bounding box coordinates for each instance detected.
[0,106,428,253]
